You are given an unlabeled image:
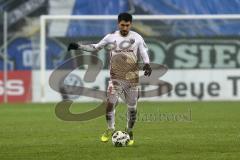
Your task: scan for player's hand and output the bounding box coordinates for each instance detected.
[68,42,79,51]
[143,63,152,76]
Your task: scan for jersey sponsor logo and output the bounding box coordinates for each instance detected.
[119,40,133,50]
[129,38,135,44]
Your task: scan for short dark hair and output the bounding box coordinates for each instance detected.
[118,12,132,23]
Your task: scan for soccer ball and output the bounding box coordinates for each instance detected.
[112,131,130,147]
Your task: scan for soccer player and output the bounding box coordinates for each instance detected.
[68,12,152,146]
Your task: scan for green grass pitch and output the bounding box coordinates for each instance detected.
[0,101,240,160]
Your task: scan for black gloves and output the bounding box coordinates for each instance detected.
[68,42,79,51]
[143,63,152,76]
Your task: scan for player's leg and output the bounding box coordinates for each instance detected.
[126,104,137,146]
[101,80,120,142]
[124,85,139,145]
[106,101,116,130]
[100,102,116,142]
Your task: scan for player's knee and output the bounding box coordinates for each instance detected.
[107,96,118,105]
[126,95,138,107]
[127,100,137,107]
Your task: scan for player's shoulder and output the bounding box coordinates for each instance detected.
[130,31,144,40]
[108,30,118,35]
[104,31,118,38]
[110,30,118,34]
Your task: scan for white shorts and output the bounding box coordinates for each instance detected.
[107,79,139,106]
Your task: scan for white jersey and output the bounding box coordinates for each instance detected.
[94,30,150,83]
[94,30,150,64]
